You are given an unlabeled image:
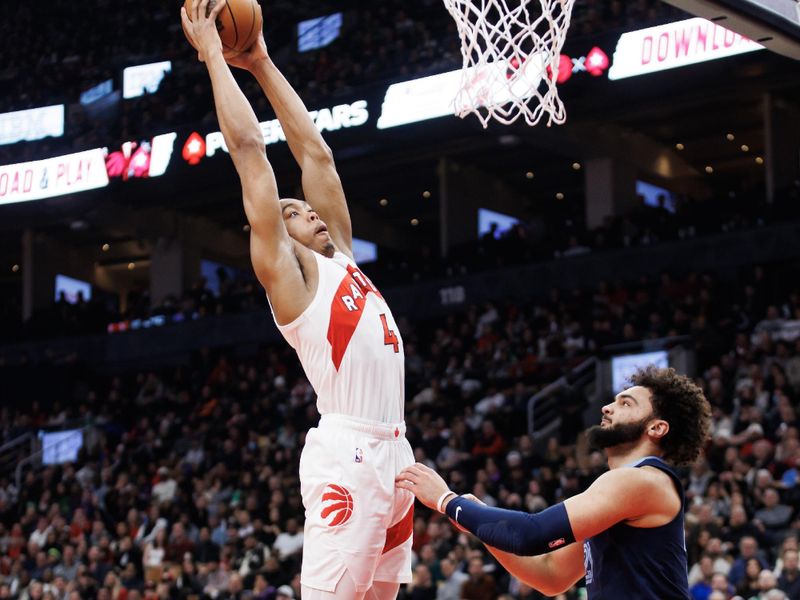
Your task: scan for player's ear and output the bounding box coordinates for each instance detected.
[648,419,669,440]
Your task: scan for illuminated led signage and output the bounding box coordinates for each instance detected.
[123,61,172,99]
[104,133,177,180]
[608,17,764,80]
[0,105,65,146]
[195,100,369,160]
[0,149,109,205]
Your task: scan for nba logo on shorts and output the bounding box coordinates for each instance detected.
[320,484,354,527]
[355,448,363,463]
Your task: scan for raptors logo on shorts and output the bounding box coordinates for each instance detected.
[320,484,354,526]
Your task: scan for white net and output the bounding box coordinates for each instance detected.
[443,0,576,128]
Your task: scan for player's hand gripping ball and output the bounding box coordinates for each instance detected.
[183,0,263,59]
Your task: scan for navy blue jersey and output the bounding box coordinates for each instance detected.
[583,456,689,600]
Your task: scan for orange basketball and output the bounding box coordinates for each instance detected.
[183,0,263,59]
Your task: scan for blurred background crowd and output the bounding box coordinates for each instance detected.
[2,0,800,598]
[3,189,798,344]
[1,258,799,599]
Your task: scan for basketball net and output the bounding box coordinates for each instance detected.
[443,0,576,127]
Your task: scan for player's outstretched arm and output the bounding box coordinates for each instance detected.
[229,34,353,260]
[181,1,309,316]
[486,543,585,596]
[454,493,586,595]
[397,464,679,588]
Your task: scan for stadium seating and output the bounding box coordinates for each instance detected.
[1,259,798,599]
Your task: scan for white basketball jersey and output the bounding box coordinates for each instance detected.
[274,251,405,424]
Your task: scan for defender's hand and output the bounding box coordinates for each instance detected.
[396,463,451,511]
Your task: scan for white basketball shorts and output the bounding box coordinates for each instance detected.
[299,413,415,593]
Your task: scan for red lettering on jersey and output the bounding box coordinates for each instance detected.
[328,272,367,370]
[327,264,391,370]
[347,264,384,300]
[341,295,359,312]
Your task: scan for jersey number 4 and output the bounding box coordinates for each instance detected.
[380,314,400,353]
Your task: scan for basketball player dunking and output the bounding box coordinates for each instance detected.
[397,366,712,599]
[182,2,414,598]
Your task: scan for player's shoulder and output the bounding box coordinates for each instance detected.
[334,247,356,264]
[594,462,674,494]
[590,464,680,521]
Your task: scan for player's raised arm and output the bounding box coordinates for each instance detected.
[227,32,354,260]
[181,1,305,296]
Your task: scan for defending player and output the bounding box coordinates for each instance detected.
[181,3,414,598]
[397,366,711,599]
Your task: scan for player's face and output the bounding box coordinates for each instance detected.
[600,386,654,426]
[280,199,335,258]
[587,386,656,450]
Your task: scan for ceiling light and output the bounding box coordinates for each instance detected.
[755,156,764,165]
[11,264,19,273]
[525,172,534,179]
[675,143,685,151]
[410,218,419,226]
[422,191,431,199]
[556,192,565,200]
[726,133,735,141]
[379,198,389,206]
[572,162,581,171]
[705,166,714,174]
[741,144,749,152]
[127,262,135,270]
[102,243,110,252]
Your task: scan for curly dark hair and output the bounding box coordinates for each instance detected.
[629,366,711,466]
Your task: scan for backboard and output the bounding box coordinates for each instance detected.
[662,0,800,59]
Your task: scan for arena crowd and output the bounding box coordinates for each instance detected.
[1,260,799,599]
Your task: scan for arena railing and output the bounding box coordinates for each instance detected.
[0,432,37,485]
[527,357,597,452]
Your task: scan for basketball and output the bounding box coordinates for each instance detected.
[183,0,263,58]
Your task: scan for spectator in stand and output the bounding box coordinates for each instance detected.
[471,421,507,459]
[689,554,716,600]
[271,518,303,564]
[710,572,734,599]
[754,489,795,546]
[737,558,767,598]
[752,569,782,600]
[460,555,495,600]
[2,260,800,598]
[436,556,468,600]
[723,509,767,557]
[142,527,167,585]
[777,548,800,598]
[405,564,436,600]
